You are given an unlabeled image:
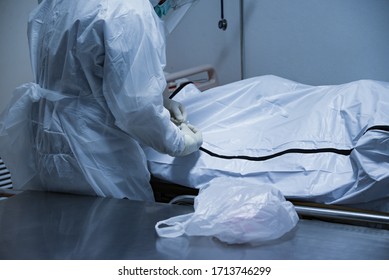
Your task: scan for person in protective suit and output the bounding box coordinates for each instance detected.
[0,0,202,201]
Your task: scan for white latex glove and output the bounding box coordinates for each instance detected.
[163,97,187,124]
[180,123,203,156]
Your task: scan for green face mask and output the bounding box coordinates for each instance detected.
[154,1,172,18]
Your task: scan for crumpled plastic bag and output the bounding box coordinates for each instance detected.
[155,178,299,245]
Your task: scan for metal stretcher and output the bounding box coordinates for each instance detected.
[1,154,388,259]
[0,190,388,260]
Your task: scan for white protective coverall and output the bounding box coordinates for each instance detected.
[0,0,196,201]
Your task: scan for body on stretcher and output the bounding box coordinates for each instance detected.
[147,73,389,219]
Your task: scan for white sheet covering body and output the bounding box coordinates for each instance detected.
[145,75,389,205]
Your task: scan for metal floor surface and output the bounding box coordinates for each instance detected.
[0,191,388,260]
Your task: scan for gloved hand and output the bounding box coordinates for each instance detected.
[180,123,203,156]
[163,97,187,124]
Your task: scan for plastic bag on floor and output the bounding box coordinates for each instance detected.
[155,178,299,245]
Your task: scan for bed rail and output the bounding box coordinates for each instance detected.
[167,194,389,229]
[0,157,13,200]
[165,64,218,92]
[0,157,12,190]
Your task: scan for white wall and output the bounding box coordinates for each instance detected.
[0,0,36,112]
[243,0,389,85]
[167,0,389,86]
[165,0,242,86]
